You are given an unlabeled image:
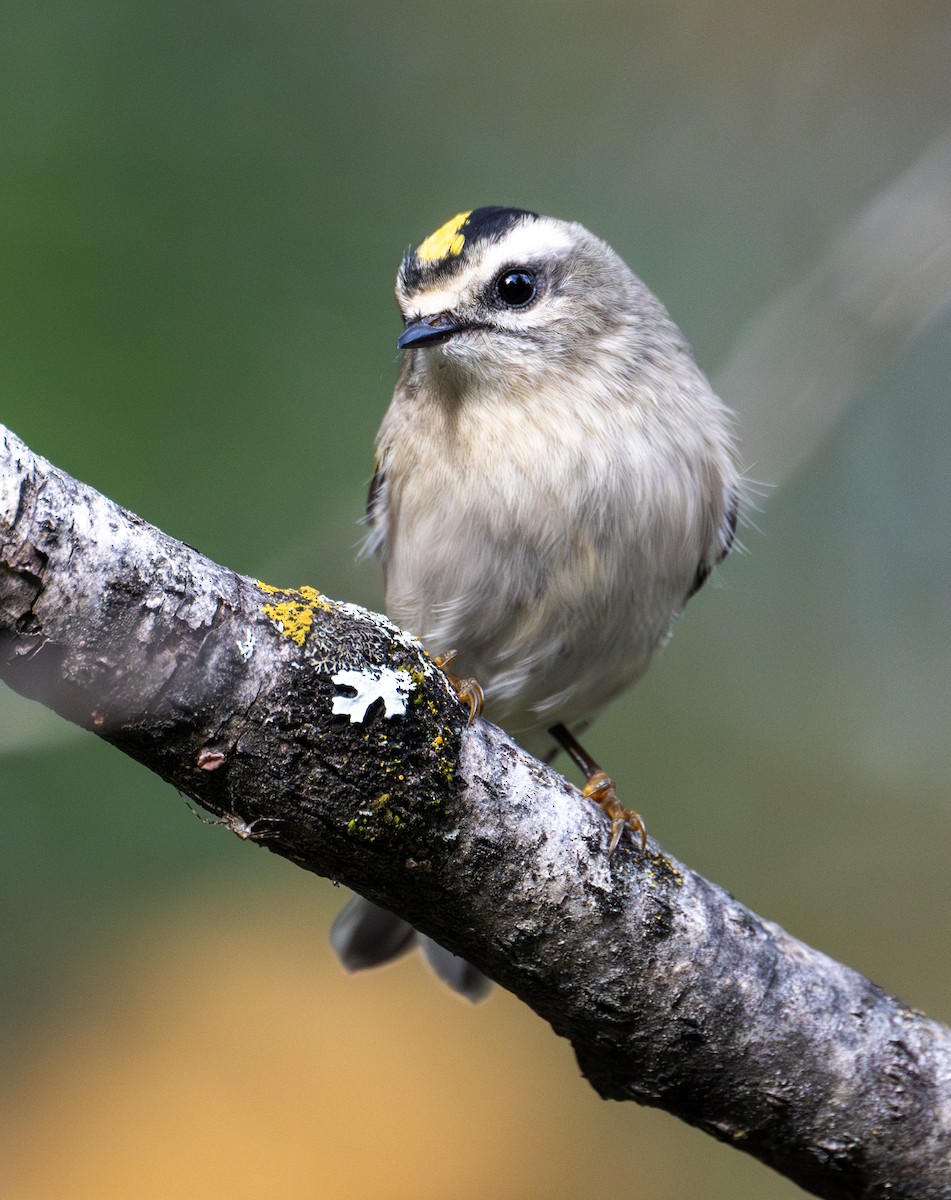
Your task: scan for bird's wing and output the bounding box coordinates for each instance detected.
[686,489,739,601]
[363,454,389,561]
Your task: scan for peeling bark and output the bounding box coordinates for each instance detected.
[1,423,949,1200]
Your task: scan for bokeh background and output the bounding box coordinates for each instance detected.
[3,3,951,1197]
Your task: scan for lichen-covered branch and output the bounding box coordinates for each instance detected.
[1,422,949,1200]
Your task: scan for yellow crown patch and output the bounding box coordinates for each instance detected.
[415,211,472,262]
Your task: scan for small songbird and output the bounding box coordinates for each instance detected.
[331,207,741,1001]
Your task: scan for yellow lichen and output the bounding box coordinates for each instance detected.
[641,851,685,887]
[261,601,309,645]
[256,581,332,646]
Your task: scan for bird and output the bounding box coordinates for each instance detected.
[331,207,741,1001]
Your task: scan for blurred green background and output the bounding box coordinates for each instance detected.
[2,3,950,1197]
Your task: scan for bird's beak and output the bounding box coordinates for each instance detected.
[397,312,467,350]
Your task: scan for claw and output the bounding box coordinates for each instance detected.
[454,677,484,725]
[582,769,647,856]
[433,651,484,725]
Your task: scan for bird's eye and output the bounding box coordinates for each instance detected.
[495,269,537,308]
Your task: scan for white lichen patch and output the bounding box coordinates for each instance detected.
[236,628,256,660]
[331,667,415,723]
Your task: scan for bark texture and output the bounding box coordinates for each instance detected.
[1,422,949,1200]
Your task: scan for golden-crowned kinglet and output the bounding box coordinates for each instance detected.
[331,207,741,1001]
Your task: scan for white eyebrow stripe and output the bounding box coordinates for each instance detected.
[474,220,576,275]
[400,219,577,317]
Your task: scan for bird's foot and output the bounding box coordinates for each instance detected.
[549,724,648,857]
[582,770,647,856]
[432,650,484,725]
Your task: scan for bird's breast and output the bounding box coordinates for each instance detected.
[379,384,719,730]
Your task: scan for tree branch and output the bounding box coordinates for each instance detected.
[2,422,949,1200]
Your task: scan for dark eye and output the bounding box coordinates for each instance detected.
[495,269,537,308]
